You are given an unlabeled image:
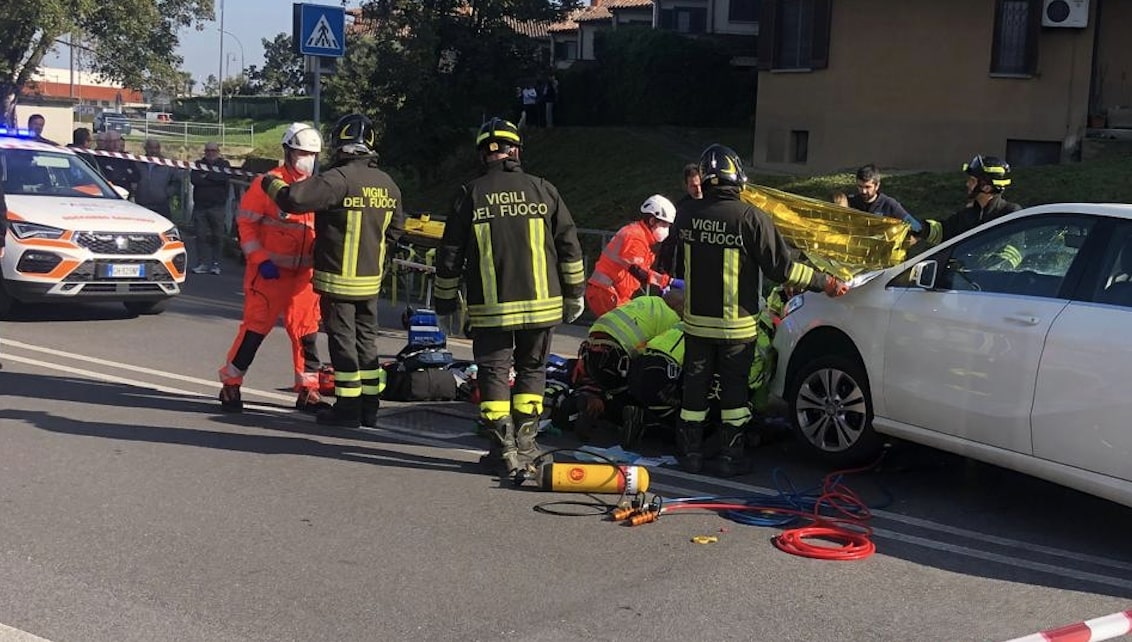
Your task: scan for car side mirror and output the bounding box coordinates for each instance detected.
[111,184,129,199]
[911,260,937,290]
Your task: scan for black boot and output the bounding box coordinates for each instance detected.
[710,424,752,478]
[620,405,647,449]
[361,395,381,428]
[219,384,243,413]
[513,411,542,468]
[479,416,522,477]
[317,396,362,428]
[675,421,704,474]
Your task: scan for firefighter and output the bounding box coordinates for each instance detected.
[585,194,680,318]
[674,144,848,476]
[572,289,683,440]
[915,155,1022,246]
[261,113,406,428]
[217,123,328,413]
[433,117,585,479]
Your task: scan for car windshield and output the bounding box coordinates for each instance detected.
[0,147,118,199]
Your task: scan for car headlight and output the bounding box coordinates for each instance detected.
[782,293,805,318]
[10,221,66,240]
[163,226,182,242]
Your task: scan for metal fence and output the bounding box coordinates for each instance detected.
[119,119,256,150]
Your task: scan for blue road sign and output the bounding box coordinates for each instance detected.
[293,3,346,58]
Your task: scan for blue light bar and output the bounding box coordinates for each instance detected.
[0,127,36,139]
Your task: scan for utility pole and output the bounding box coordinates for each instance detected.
[217,0,225,126]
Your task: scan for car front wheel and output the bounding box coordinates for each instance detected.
[787,355,882,466]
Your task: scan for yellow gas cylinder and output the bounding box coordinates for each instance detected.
[539,462,650,494]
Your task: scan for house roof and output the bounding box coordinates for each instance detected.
[606,0,654,9]
[548,8,583,33]
[575,5,613,22]
[503,16,550,40]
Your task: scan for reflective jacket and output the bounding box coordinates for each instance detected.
[266,155,405,300]
[588,220,670,301]
[435,158,585,331]
[643,322,686,365]
[238,165,315,272]
[589,295,680,358]
[674,187,827,343]
[920,194,1023,246]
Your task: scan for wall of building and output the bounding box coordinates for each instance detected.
[753,0,1097,174]
[1094,0,1132,119]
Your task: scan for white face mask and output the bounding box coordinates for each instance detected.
[293,156,316,177]
[653,225,670,243]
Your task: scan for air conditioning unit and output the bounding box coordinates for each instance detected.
[1042,0,1089,28]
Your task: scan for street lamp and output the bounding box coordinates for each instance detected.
[221,30,245,80]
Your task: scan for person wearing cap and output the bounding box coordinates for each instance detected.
[915,155,1022,246]
[433,117,585,479]
[217,123,329,414]
[585,194,681,318]
[261,113,406,428]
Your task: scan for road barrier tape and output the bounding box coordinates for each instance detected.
[74,147,264,180]
[1003,608,1132,642]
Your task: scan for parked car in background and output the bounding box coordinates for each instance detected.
[0,131,186,317]
[771,203,1132,508]
[93,111,132,135]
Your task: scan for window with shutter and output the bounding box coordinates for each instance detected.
[758,0,832,71]
[991,0,1040,76]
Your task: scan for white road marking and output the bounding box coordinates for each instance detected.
[0,622,53,642]
[4,343,1132,592]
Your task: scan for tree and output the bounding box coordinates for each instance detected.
[202,74,219,96]
[251,33,305,95]
[324,0,579,184]
[0,0,213,126]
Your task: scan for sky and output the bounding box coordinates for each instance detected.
[44,0,366,90]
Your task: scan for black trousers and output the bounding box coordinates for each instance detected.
[679,336,754,428]
[473,327,553,420]
[321,296,383,399]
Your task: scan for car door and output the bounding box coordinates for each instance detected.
[1032,220,1132,482]
[883,213,1095,453]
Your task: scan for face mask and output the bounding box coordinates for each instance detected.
[293,156,316,177]
[653,225,670,243]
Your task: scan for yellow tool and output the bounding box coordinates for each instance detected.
[691,536,719,544]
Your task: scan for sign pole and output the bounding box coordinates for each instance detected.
[312,56,320,133]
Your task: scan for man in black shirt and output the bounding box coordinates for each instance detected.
[844,164,921,233]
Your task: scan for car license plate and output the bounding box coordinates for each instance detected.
[106,264,144,278]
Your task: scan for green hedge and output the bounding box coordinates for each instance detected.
[172,96,315,121]
[557,28,757,127]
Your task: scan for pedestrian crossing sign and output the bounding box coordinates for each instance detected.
[293,3,346,57]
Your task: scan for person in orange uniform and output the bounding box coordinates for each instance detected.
[216,123,327,413]
[584,194,681,317]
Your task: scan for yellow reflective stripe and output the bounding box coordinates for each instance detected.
[264,178,286,200]
[723,247,740,320]
[435,275,460,299]
[785,262,815,291]
[335,369,362,397]
[361,368,386,395]
[680,408,709,422]
[468,304,564,328]
[481,399,511,420]
[335,371,362,382]
[474,224,498,305]
[683,311,757,341]
[336,386,363,398]
[592,307,648,354]
[343,209,362,277]
[313,271,383,297]
[721,406,751,427]
[513,393,543,416]
[926,219,943,246]
[529,218,548,300]
[559,259,585,285]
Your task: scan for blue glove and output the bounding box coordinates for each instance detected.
[258,260,280,280]
[669,278,685,290]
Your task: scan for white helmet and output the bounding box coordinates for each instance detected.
[640,194,676,224]
[281,122,322,153]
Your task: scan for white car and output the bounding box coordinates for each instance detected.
[1,134,187,316]
[771,203,1132,508]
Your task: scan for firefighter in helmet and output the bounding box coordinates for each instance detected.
[217,123,327,413]
[262,113,406,428]
[915,155,1022,246]
[434,117,585,479]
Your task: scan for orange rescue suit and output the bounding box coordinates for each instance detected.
[219,165,321,389]
[585,219,671,317]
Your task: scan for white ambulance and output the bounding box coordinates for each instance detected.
[0,130,187,316]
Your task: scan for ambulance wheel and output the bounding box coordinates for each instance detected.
[123,299,170,316]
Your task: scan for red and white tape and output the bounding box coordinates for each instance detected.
[1004,609,1132,642]
[75,148,264,180]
